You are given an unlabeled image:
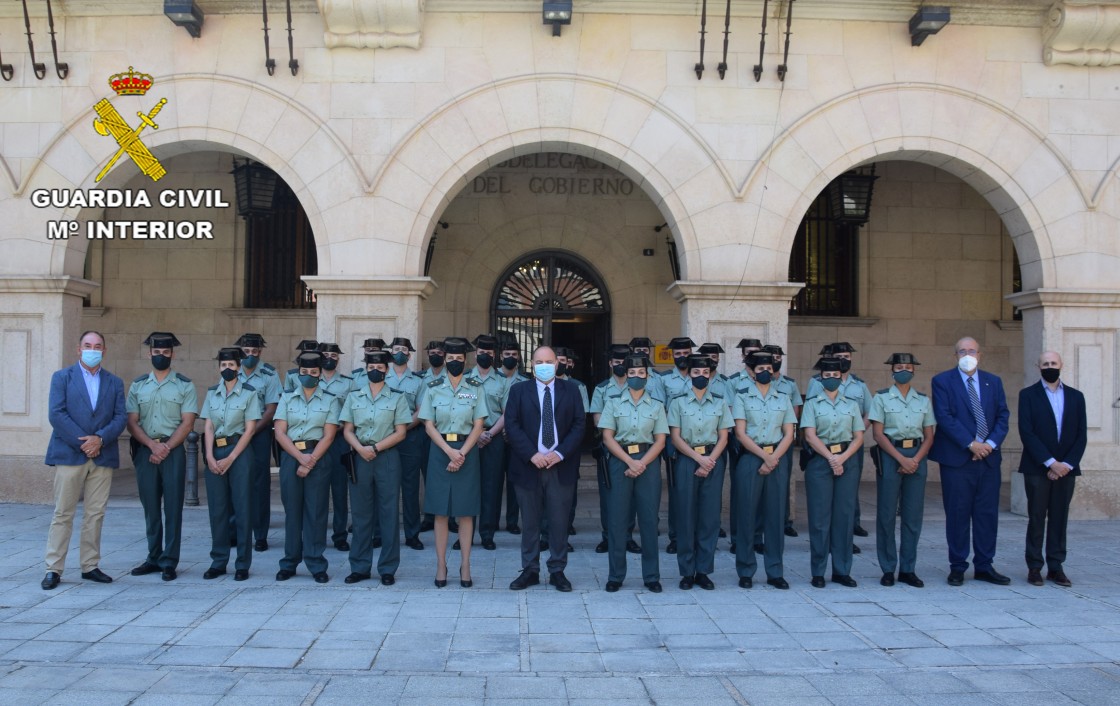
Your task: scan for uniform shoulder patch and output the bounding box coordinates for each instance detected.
[427,378,444,388]
[850,373,865,382]
[242,383,256,392]
[388,387,402,394]
[321,390,336,397]
[176,372,191,383]
[737,386,752,395]
[608,391,622,399]
[466,378,482,387]
[711,393,724,400]
[133,373,149,383]
[877,388,890,395]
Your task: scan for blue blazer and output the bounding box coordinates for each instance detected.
[45,363,127,468]
[1017,380,1087,476]
[504,378,586,488]
[929,367,1010,470]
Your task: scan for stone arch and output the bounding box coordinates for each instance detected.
[372,74,735,280]
[742,83,1088,290]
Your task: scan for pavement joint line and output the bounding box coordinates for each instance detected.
[299,676,329,704]
[719,674,751,705]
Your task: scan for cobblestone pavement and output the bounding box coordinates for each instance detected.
[2,480,1119,705]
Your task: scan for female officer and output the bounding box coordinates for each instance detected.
[419,339,489,588]
[732,351,797,590]
[200,347,262,581]
[599,355,668,593]
[340,351,411,586]
[800,356,865,588]
[870,353,936,588]
[668,354,732,591]
[274,350,342,584]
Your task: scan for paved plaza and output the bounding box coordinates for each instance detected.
[1,476,1119,705]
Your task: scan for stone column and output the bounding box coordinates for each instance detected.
[302,275,438,356]
[0,276,99,502]
[1007,288,1120,519]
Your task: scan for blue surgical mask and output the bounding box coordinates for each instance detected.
[627,377,647,391]
[755,371,773,385]
[299,374,319,389]
[893,370,914,385]
[821,377,842,392]
[691,375,709,390]
[81,350,103,368]
[392,352,409,366]
[534,363,556,382]
[242,355,259,369]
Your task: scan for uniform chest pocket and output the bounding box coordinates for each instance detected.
[227,399,248,413]
[309,398,334,417]
[883,399,907,415]
[372,404,396,424]
[766,398,788,413]
[907,399,928,415]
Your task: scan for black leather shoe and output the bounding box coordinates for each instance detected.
[334,540,350,552]
[254,539,268,552]
[538,539,547,551]
[566,542,574,553]
[729,542,737,553]
[506,524,521,535]
[832,574,857,588]
[1027,568,1044,586]
[898,572,924,588]
[853,525,869,537]
[568,524,577,536]
[434,577,447,588]
[679,576,695,590]
[665,540,677,555]
[1047,570,1072,588]
[405,536,424,550]
[83,568,114,583]
[203,568,226,580]
[549,572,572,592]
[738,576,753,589]
[482,539,497,551]
[313,572,330,584]
[381,574,395,586]
[605,581,622,592]
[372,538,383,549]
[784,526,799,537]
[974,569,1011,585]
[130,562,160,576]
[230,534,238,547]
[41,572,60,590]
[852,543,861,554]
[810,576,826,588]
[161,568,177,582]
[448,520,459,533]
[345,572,370,584]
[880,572,895,587]
[718,528,727,538]
[644,581,663,593]
[767,577,789,590]
[509,570,540,590]
[234,570,249,581]
[694,573,715,590]
[419,520,434,533]
[753,543,765,555]
[276,569,295,581]
[947,570,964,586]
[626,540,641,554]
[595,540,608,553]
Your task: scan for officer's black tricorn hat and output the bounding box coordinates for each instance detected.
[317,342,343,354]
[143,332,181,348]
[295,351,325,368]
[885,353,921,365]
[668,336,696,350]
[216,347,244,362]
[390,337,415,351]
[295,339,319,352]
[830,341,857,353]
[698,343,725,355]
[442,337,474,354]
[235,333,266,348]
[628,337,653,349]
[737,338,762,349]
[815,356,844,372]
[687,354,715,370]
[624,355,651,370]
[762,344,785,356]
[473,335,498,351]
[365,351,391,365]
[608,344,632,359]
[747,351,775,368]
[425,340,445,352]
[362,338,387,349]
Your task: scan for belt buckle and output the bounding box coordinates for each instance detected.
[294,440,307,451]
[627,444,640,455]
[446,433,459,442]
[829,444,843,453]
[693,445,707,454]
[902,439,915,449]
[215,437,227,448]
[762,445,774,454]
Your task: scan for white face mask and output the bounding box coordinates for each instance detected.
[957,355,978,374]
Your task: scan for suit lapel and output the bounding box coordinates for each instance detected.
[71,364,94,417]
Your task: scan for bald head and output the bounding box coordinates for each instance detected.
[955,337,980,357]
[532,346,557,366]
[1038,351,1062,369]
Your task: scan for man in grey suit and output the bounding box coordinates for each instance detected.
[41,331,127,590]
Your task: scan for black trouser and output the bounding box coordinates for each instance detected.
[1023,472,1076,572]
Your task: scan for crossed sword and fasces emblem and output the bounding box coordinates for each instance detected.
[92,97,168,183]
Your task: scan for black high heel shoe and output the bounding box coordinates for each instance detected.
[460,567,472,588]
[434,566,447,588]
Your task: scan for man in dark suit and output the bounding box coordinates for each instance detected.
[1017,351,1087,588]
[929,336,1011,586]
[505,346,586,592]
[41,331,127,590]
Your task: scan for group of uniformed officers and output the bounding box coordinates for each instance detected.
[123,330,935,591]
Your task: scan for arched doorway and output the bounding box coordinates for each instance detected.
[491,250,611,386]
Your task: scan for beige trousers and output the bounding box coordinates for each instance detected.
[44,459,113,574]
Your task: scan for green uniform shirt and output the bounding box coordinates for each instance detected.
[800,393,864,444]
[591,377,628,415]
[418,377,489,435]
[199,380,263,437]
[239,364,281,410]
[658,369,694,408]
[560,376,590,413]
[597,391,670,444]
[806,374,871,416]
[667,390,734,446]
[340,385,412,445]
[732,382,798,446]
[127,371,200,438]
[275,387,342,440]
[385,366,425,412]
[775,375,804,407]
[465,367,511,428]
[869,385,936,440]
[319,370,355,401]
[708,373,736,407]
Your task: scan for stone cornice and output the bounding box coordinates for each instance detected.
[315,0,424,50]
[1043,1,1120,66]
[301,275,438,299]
[668,281,804,304]
[0,276,98,298]
[1006,288,1120,310]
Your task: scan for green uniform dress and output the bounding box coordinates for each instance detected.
[869,385,936,575]
[319,370,356,546]
[800,393,865,578]
[276,387,342,575]
[418,376,489,517]
[807,373,871,527]
[732,382,797,580]
[591,377,632,543]
[239,363,281,542]
[466,367,511,543]
[199,380,262,572]
[417,366,447,525]
[598,390,669,584]
[340,383,412,576]
[127,370,199,571]
[385,366,426,542]
[668,388,733,578]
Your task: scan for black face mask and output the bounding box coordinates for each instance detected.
[367,369,386,384]
[674,356,689,370]
[691,375,709,390]
[1041,367,1061,384]
[322,358,338,371]
[151,354,171,371]
[612,363,626,378]
[839,359,852,373]
[556,363,568,377]
[445,360,465,377]
[772,359,782,373]
[502,356,518,370]
[428,354,445,368]
[476,353,493,369]
[220,368,238,382]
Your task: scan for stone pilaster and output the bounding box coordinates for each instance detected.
[302,276,438,356]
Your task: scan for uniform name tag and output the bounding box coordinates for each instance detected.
[693,445,707,454]
[446,433,460,442]
[901,439,915,449]
[627,444,641,454]
[215,438,228,448]
[294,440,309,450]
[761,445,775,454]
[828,443,844,453]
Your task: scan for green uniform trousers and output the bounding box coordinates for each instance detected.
[607,453,662,584]
[736,452,791,580]
[804,452,861,577]
[278,452,331,575]
[350,449,402,576]
[674,454,725,577]
[876,444,927,574]
[135,444,186,570]
[206,442,253,572]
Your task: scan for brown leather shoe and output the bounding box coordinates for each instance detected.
[1027,568,1044,586]
[1047,569,1072,588]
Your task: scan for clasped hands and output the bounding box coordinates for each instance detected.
[531,451,562,470]
[296,452,316,478]
[447,448,468,472]
[1047,461,1072,481]
[78,434,103,459]
[694,453,718,478]
[968,441,993,462]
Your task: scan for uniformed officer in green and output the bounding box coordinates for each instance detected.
[468,335,511,551]
[590,344,639,554]
[555,346,589,540]
[727,338,762,553]
[351,338,386,377]
[283,340,320,393]
[126,332,199,582]
[599,355,669,592]
[659,337,696,556]
[419,338,489,587]
[870,353,936,588]
[340,351,411,585]
[419,339,447,533]
[200,347,262,581]
[498,334,529,534]
[732,352,797,589]
[384,337,427,551]
[235,333,281,552]
[317,342,356,551]
[761,343,803,539]
[628,338,667,403]
[274,350,342,583]
[801,356,866,588]
[696,343,734,400]
[668,354,733,590]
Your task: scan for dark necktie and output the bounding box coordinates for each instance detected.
[967,376,988,442]
[542,386,555,449]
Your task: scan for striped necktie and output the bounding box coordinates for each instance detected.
[967,376,988,442]
[542,386,555,449]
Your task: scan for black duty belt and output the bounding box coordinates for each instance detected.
[827,443,845,454]
[623,442,651,456]
[757,444,777,455]
[691,444,715,456]
[892,438,922,449]
[442,433,464,442]
[214,434,241,448]
[292,439,319,451]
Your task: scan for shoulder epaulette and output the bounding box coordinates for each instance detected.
[608,391,622,399]
[877,388,890,395]
[411,371,425,378]
[711,393,724,400]
[783,375,795,383]
[321,390,336,397]
[669,392,687,399]
[466,378,482,387]
[428,378,444,388]
[176,372,191,383]
[339,373,353,380]
[207,383,219,391]
[850,373,865,382]
[388,387,402,394]
[914,390,928,397]
[738,386,752,394]
[596,379,611,389]
[658,369,672,376]
[262,363,275,371]
[261,367,276,376]
[242,383,256,392]
[133,373,148,383]
[729,371,740,379]
[520,373,531,380]
[287,368,298,376]
[351,367,364,375]
[812,374,822,381]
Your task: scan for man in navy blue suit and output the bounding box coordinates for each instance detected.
[505,346,586,592]
[41,331,127,590]
[929,337,1011,586]
[1017,351,1087,588]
